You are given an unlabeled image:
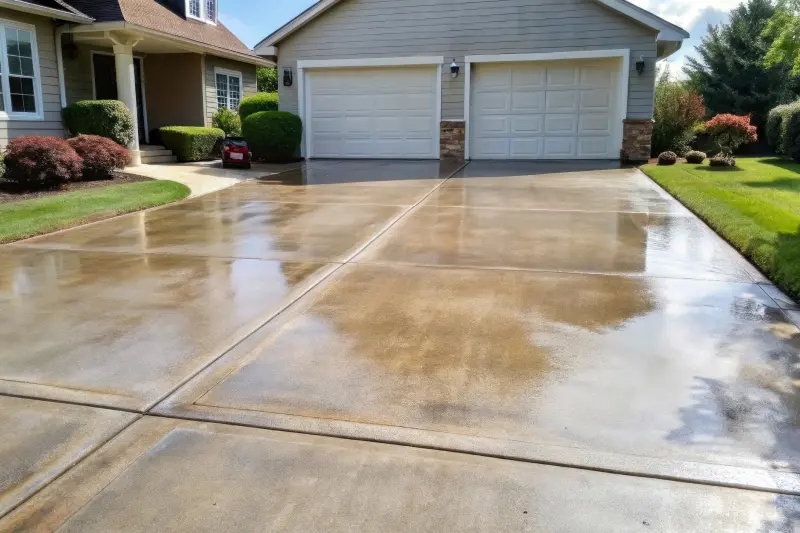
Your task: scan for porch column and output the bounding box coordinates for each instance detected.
[113,44,141,166]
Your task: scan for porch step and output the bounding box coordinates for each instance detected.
[141,154,178,164]
[140,145,167,151]
[140,149,173,157]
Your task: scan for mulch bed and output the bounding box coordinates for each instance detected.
[0,174,152,205]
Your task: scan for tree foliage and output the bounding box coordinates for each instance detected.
[652,68,706,156]
[764,0,800,75]
[257,67,278,93]
[705,114,759,155]
[685,0,797,129]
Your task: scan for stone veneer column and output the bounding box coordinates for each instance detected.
[440,120,466,160]
[621,119,654,163]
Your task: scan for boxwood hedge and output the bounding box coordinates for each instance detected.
[242,111,302,162]
[238,92,278,121]
[160,126,225,162]
[62,100,135,147]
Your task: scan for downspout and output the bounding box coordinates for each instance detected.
[55,24,68,108]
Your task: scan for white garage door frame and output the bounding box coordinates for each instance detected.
[463,49,631,160]
[296,56,444,159]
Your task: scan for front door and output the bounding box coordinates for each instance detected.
[92,53,147,143]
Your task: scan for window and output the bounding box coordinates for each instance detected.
[187,0,216,23]
[215,69,242,111]
[0,22,41,119]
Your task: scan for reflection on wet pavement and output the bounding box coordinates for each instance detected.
[0,248,332,409]
[11,200,405,262]
[185,263,800,473]
[357,207,754,281]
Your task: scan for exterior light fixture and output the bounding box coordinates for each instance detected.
[636,56,645,75]
[283,67,293,87]
[450,59,459,78]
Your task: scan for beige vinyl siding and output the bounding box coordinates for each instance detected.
[64,44,114,105]
[203,55,257,127]
[277,0,658,121]
[0,8,65,146]
[145,53,204,131]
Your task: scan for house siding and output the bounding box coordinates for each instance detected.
[276,0,658,121]
[203,55,258,127]
[64,43,114,105]
[144,53,205,132]
[0,8,65,146]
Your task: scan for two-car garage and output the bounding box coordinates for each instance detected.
[298,53,626,161]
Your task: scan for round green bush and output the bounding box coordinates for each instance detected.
[685,151,706,164]
[709,154,736,167]
[62,100,134,147]
[242,111,302,162]
[657,151,678,166]
[212,108,242,137]
[238,92,278,121]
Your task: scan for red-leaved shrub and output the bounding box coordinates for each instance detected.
[704,114,758,157]
[3,136,82,189]
[67,134,131,180]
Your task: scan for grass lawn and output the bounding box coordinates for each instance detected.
[641,157,800,298]
[0,180,190,243]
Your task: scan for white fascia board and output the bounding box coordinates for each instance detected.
[258,0,338,48]
[298,56,444,69]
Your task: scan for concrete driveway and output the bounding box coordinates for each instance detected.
[1,160,799,531]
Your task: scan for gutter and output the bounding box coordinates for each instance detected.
[0,0,93,23]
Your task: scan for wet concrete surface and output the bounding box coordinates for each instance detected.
[3,417,799,533]
[0,247,333,409]
[2,159,800,528]
[0,396,134,518]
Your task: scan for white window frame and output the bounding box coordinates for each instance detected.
[0,19,43,121]
[186,0,217,24]
[214,67,242,111]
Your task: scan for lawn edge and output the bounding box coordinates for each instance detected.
[0,180,191,245]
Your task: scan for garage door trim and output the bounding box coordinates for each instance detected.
[463,49,631,161]
[297,56,444,159]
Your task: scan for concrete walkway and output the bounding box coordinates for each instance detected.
[1,159,799,531]
[123,160,303,197]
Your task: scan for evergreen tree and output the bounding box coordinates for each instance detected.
[685,0,797,129]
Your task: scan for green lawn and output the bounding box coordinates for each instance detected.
[0,180,190,243]
[642,157,800,297]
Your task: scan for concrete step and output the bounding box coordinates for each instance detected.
[140,145,167,152]
[141,154,178,164]
[139,149,173,157]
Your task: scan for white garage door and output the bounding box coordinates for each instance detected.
[307,66,439,159]
[470,59,622,159]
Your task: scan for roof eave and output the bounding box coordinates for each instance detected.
[0,0,94,23]
[69,21,273,67]
[256,0,689,51]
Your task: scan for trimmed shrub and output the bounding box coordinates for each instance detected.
[789,110,800,163]
[709,154,736,167]
[3,136,82,188]
[685,150,707,164]
[704,114,758,156]
[767,104,794,154]
[242,111,302,162]
[62,100,134,147]
[212,108,242,137]
[238,92,278,121]
[657,151,678,165]
[67,135,131,180]
[160,126,225,162]
[652,72,706,157]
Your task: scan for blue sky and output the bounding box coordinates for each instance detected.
[220,0,738,73]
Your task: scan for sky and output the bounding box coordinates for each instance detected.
[219,0,742,74]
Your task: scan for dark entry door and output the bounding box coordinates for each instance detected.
[92,53,146,143]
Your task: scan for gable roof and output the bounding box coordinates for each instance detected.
[0,0,93,22]
[255,0,689,53]
[63,0,260,60]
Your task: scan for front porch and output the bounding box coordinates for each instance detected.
[59,26,258,165]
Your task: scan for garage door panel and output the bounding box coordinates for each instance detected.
[547,67,580,89]
[544,137,577,157]
[308,66,438,159]
[512,115,544,135]
[545,115,578,135]
[511,91,545,113]
[578,137,613,157]
[510,138,543,158]
[472,59,620,160]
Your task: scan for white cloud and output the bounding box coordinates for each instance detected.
[628,0,739,31]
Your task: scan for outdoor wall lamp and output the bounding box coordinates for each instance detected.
[283,68,293,87]
[636,56,646,75]
[450,59,460,78]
